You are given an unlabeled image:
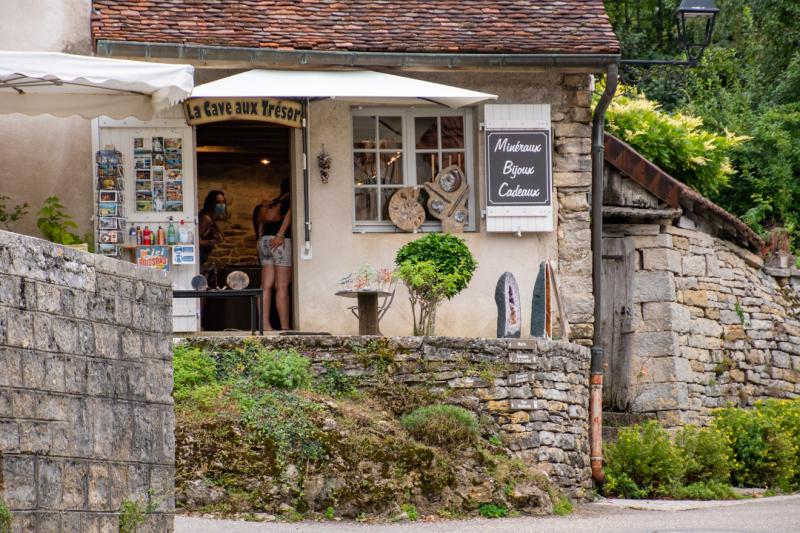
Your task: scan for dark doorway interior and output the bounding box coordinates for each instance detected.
[196,120,293,332]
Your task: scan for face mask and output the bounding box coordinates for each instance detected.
[215,204,226,215]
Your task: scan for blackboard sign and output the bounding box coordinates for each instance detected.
[485,130,552,207]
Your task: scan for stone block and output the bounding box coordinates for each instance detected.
[0,347,22,387]
[645,357,693,383]
[555,137,591,155]
[3,455,36,507]
[643,248,682,274]
[684,290,709,308]
[633,271,676,303]
[641,302,691,333]
[37,457,64,509]
[146,362,174,403]
[20,420,53,454]
[631,382,689,412]
[0,420,20,452]
[633,234,674,249]
[554,154,591,172]
[563,74,590,88]
[553,171,591,187]
[633,331,680,357]
[554,122,591,138]
[88,463,110,511]
[570,90,592,108]
[6,307,33,348]
[690,318,723,338]
[683,255,707,277]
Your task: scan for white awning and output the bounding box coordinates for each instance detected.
[0,51,195,120]
[190,70,496,108]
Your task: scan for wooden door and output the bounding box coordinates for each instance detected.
[601,237,636,411]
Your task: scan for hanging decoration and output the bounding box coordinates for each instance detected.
[317,145,331,184]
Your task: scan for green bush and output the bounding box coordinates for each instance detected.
[173,346,217,401]
[552,493,574,516]
[603,471,648,499]
[401,404,478,450]
[252,349,311,390]
[713,399,799,490]
[477,502,508,518]
[674,425,731,485]
[604,421,681,496]
[667,480,742,501]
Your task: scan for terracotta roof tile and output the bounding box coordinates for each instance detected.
[92,0,619,54]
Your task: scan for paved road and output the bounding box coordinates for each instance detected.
[175,494,800,533]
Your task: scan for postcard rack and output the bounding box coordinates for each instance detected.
[95,148,125,257]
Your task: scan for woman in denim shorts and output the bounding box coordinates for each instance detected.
[257,178,292,331]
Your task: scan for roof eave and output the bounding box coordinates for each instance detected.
[95,41,621,73]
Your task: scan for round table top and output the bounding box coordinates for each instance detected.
[335,290,392,298]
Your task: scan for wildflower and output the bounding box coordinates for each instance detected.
[641,369,648,374]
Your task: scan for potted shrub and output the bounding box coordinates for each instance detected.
[395,232,477,336]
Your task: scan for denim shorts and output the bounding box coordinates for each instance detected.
[258,236,292,267]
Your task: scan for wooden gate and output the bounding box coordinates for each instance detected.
[601,237,636,411]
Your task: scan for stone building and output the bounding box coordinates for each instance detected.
[600,133,800,426]
[2,0,620,339]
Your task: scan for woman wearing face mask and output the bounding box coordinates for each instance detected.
[198,189,226,268]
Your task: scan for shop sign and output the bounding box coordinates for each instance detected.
[136,246,170,271]
[485,130,552,211]
[183,97,303,128]
[172,245,196,265]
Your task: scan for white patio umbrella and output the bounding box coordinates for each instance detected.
[0,51,195,120]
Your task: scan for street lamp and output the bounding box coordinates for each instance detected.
[617,0,719,90]
[675,0,720,67]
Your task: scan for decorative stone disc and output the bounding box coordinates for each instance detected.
[388,187,426,231]
[439,169,462,192]
[227,271,250,290]
[191,275,208,291]
[424,164,469,233]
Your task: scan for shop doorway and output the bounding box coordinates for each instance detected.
[195,120,294,332]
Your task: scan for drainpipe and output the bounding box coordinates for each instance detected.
[589,63,618,485]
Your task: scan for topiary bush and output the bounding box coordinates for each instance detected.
[401,404,479,450]
[395,233,477,335]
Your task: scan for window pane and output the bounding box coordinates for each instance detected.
[378,117,403,149]
[441,116,464,149]
[415,152,440,185]
[380,152,404,185]
[415,117,438,149]
[441,152,465,173]
[353,116,376,149]
[354,152,377,185]
[355,188,378,221]
[381,187,404,221]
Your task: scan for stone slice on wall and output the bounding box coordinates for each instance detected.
[531,262,548,338]
[495,272,522,338]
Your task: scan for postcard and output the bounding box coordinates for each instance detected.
[153,196,166,212]
[98,243,120,256]
[134,154,151,170]
[152,137,164,153]
[165,138,182,150]
[134,137,152,151]
[98,177,122,190]
[99,191,118,203]
[98,165,120,178]
[135,170,150,181]
[152,168,164,181]
[99,203,118,217]
[167,169,182,181]
[165,158,182,170]
[136,202,153,212]
[96,150,121,165]
[153,153,165,167]
[99,217,119,230]
[165,201,183,212]
[99,230,122,244]
[136,191,153,202]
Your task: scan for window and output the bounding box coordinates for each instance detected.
[351,108,474,232]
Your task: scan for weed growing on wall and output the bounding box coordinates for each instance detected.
[401,405,479,450]
[0,500,12,533]
[478,503,508,518]
[119,488,161,533]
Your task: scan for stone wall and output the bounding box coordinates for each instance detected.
[188,335,592,500]
[0,230,175,532]
[624,225,800,426]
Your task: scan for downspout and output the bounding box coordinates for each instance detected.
[301,98,312,254]
[589,63,618,485]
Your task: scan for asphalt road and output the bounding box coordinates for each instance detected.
[175,494,800,533]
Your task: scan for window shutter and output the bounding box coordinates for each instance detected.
[484,104,554,233]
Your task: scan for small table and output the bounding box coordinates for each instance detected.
[335,290,392,335]
[174,288,265,335]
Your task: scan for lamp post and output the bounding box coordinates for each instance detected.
[618,0,720,89]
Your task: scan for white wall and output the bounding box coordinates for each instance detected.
[0,0,94,239]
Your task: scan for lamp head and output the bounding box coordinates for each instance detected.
[675,0,719,66]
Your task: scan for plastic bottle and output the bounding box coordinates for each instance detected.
[188,227,195,245]
[143,226,151,246]
[167,218,176,245]
[128,224,137,246]
[178,219,189,244]
[136,226,142,245]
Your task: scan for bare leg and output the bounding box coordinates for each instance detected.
[275,265,293,330]
[261,264,276,331]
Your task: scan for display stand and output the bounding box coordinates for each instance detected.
[95,148,125,258]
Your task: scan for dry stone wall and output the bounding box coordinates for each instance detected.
[190,335,593,499]
[0,230,175,533]
[626,225,800,426]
